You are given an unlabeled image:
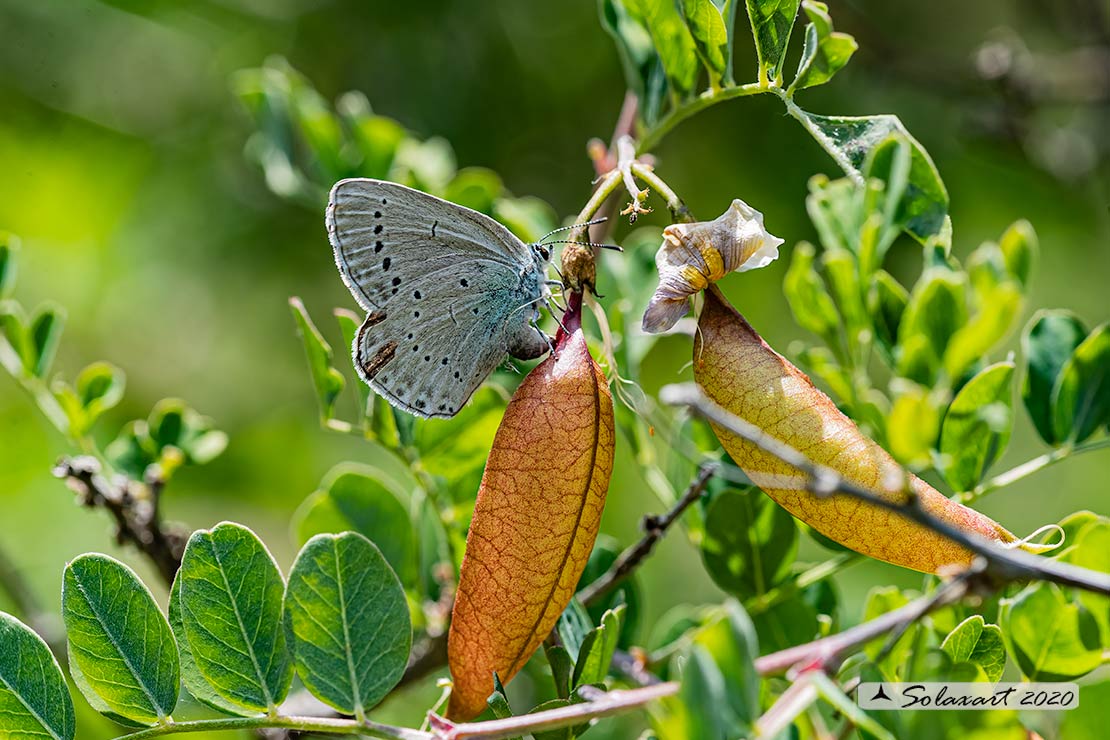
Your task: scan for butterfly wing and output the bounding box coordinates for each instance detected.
[328,178,545,418]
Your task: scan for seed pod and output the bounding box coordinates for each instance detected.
[643,199,783,333]
[447,297,614,720]
[694,287,1017,572]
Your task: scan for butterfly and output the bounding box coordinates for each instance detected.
[327,178,559,419]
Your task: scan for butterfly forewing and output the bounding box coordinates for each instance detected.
[328,178,545,418]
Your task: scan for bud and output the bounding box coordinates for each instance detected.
[643,199,783,333]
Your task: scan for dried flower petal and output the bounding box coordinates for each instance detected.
[643,199,784,333]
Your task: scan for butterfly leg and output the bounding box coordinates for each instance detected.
[507,318,552,360]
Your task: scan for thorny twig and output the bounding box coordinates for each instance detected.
[53,456,187,585]
[577,463,718,607]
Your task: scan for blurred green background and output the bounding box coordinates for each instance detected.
[1,1,1108,737]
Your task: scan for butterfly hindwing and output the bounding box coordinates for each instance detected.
[329,178,546,418]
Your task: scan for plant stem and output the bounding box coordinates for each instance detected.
[960,437,1110,503]
[628,162,694,223]
[745,552,863,616]
[113,716,429,740]
[771,88,864,186]
[637,83,766,153]
[577,463,718,606]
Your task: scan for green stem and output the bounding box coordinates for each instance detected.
[114,716,428,740]
[960,437,1110,504]
[571,170,623,238]
[637,83,765,153]
[628,162,694,223]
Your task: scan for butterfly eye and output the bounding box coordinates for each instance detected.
[534,244,551,262]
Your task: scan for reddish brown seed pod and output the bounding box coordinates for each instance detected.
[447,296,615,720]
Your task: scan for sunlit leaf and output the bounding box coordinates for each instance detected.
[784,241,841,347]
[693,601,759,728]
[998,219,1037,288]
[599,0,669,124]
[939,362,1015,492]
[492,196,559,244]
[897,268,967,383]
[0,233,17,300]
[335,91,407,180]
[790,0,857,92]
[576,535,642,645]
[0,611,75,740]
[284,532,411,718]
[654,645,732,739]
[939,615,1006,682]
[792,113,948,241]
[293,465,417,587]
[1022,309,1087,445]
[1052,323,1110,443]
[62,554,179,726]
[868,270,908,352]
[679,0,731,86]
[289,297,345,424]
[886,381,941,468]
[1000,582,1103,681]
[744,0,801,84]
[863,587,915,680]
[391,136,456,194]
[173,523,292,715]
[572,606,624,687]
[28,304,64,378]
[444,167,504,215]
[943,283,1021,381]
[628,0,700,97]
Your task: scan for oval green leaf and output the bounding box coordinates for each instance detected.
[939,361,1015,492]
[0,611,75,740]
[284,532,411,718]
[744,0,801,83]
[939,615,1007,683]
[62,554,179,726]
[680,0,730,85]
[173,522,292,714]
[790,0,857,92]
[700,487,798,599]
[1000,582,1103,681]
[1021,309,1087,445]
[293,466,417,587]
[1052,323,1110,444]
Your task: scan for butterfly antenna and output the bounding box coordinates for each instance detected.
[542,239,624,252]
[537,218,608,244]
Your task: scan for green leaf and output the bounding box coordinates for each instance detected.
[789,0,857,92]
[897,268,967,383]
[572,606,624,687]
[863,587,915,680]
[1022,310,1087,445]
[692,601,759,728]
[700,487,798,599]
[793,112,948,242]
[284,532,411,718]
[492,196,558,244]
[56,362,126,436]
[444,168,504,215]
[0,611,75,740]
[28,304,64,378]
[62,554,179,726]
[886,381,941,468]
[939,615,1006,683]
[392,136,457,194]
[868,270,908,352]
[545,644,574,700]
[290,297,345,424]
[744,0,801,84]
[998,219,1037,288]
[939,362,1015,492]
[293,465,417,588]
[784,242,841,347]
[1052,323,1110,443]
[628,0,701,97]
[1000,582,1103,681]
[168,579,244,716]
[334,308,372,423]
[413,386,507,496]
[599,0,669,124]
[655,644,731,740]
[105,420,157,479]
[556,599,595,663]
[943,283,1021,381]
[679,0,730,85]
[1056,515,1110,645]
[173,523,292,715]
[335,92,407,180]
[0,233,17,300]
[147,399,228,467]
[822,247,867,349]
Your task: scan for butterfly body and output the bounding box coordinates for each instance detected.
[328,178,551,418]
